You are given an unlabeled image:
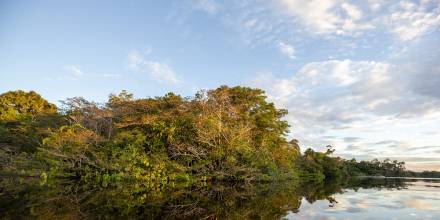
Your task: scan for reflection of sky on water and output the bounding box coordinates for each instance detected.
[283,180,440,220]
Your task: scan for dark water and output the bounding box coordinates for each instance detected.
[1,177,439,219]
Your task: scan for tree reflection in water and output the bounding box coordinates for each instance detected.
[0,177,411,219]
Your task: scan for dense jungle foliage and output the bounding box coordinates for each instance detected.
[0,87,438,188]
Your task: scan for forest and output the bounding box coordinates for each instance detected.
[0,87,438,188]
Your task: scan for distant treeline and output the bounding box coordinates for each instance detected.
[0,87,438,188]
[344,158,440,178]
[404,170,440,178]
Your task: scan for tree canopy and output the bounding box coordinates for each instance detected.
[0,87,437,188]
[0,90,57,121]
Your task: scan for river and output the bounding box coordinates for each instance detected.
[1,177,439,219]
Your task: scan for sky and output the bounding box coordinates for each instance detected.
[1,0,439,171]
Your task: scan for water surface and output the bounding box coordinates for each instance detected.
[1,177,439,219]
[285,178,440,220]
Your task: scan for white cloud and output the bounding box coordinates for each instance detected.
[181,0,440,49]
[385,0,440,41]
[368,0,383,12]
[279,0,373,35]
[278,41,296,59]
[250,54,440,170]
[64,65,85,78]
[342,3,362,20]
[219,1,287,48]
[128,50,182,85]
[280,0,340,34]
[251,60,394,140]
[57,65,123,81]
[253,0,440,41]
[277,0,440,39]
[192,0,219,15]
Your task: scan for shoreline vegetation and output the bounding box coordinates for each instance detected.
[1,86,439,187]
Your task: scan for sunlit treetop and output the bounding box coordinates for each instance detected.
[0,90,57,121]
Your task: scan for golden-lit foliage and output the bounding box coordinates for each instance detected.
[2,87,432,190]
[0,86,301,186]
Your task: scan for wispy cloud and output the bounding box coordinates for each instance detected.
[278,0,440,40]
[128,50,182,85]
[192,0,219,15]
[64,65,85,78]
[251,59,393,132]
[249,38,440,170]
[186,0,440,50]
[279,0,374,35]
[45,65,122,82]
[278,41,296,59]
[384,0,440,41]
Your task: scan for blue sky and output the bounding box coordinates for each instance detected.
[1,0,440,170]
